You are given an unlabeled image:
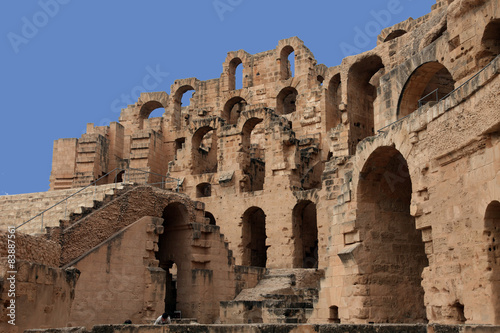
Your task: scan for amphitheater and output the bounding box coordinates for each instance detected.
[1,0,499,332]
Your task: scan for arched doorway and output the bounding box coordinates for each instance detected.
[241,207,267,267]
[292,200,318,268]
[355,146,428,323]
[485,201,500,324]
[156,203,188,316]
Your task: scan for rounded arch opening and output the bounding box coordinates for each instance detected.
[347,55,385,154]
[139,101,165,123]
[355,146,428,323]
[241,207,267,267]
[205,211,216,225]
[476,19,500,68]
[229,57,243,90]
[326,73,341,131]
[280,45,295,80]
[292,200,318,268]
[277,87,298,115]
[156,202,189,316]
[174,85,195,114]
[397,61,455,119]
[196,182,211,198]
[484,200,500,324]
[223,96,247,125]
[240,117,265,192]
[192,126,218,175]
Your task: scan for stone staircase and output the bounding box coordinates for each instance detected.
[220,268,324,324]
[0,182,134,234]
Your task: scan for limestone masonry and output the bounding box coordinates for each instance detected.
[1,0,500,332]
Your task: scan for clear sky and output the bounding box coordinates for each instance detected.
[0,0,435,195]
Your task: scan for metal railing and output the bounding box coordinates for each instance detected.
[418,88,439,108]
[377,55,498,134]
[16,167,181,232]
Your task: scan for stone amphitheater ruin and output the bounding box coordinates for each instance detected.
[1,0,499,332]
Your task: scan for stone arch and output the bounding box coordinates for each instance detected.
[384,29,407,42]
[276,86,298,115]
[240,117,265,192]
[484,200,500,324]
[292,200,318,268]
[325,73,341,131]
[354,146,428,323]
[228,57,243,90]
[241,207,267,267]
[280,45,295,80]
[223,96,247,125]
[397,61,455,118]
[205,211,216,225]
[156,202,189,316]
[476,19,500,68]
[347,54,385,154]
[196,182,211,198]
[139,100,165,120]
[171,83,196,128]
[192,126,218,174]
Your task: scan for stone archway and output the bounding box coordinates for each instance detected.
[354,146,428,323]
[241,207,267,267]
[292,200,318,268]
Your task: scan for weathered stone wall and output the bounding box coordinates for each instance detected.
[0,259,79,333]
[67,216,165,328]
[0,231,60,267]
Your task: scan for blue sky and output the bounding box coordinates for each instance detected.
[0,0,435,195]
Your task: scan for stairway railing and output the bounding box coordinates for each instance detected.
[16,167,181,232]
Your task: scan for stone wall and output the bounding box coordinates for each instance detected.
[67,216,166,327]
[0,231,60,267]
[0,259,79,333]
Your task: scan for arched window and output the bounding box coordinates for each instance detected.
[280,46,295,80]
[397,61,455,119]
[192,126,218,174]
[276,87,298,115]
[240,118,265,192]
[139,101,164,121]
[229,57,244,90]
[326,74,341,131]
[196,183,211,198]
[174,85,195,116]
[205,211,216,225]
[223,96,247,125]
[347,55,385,154]
[476,19,500,68]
